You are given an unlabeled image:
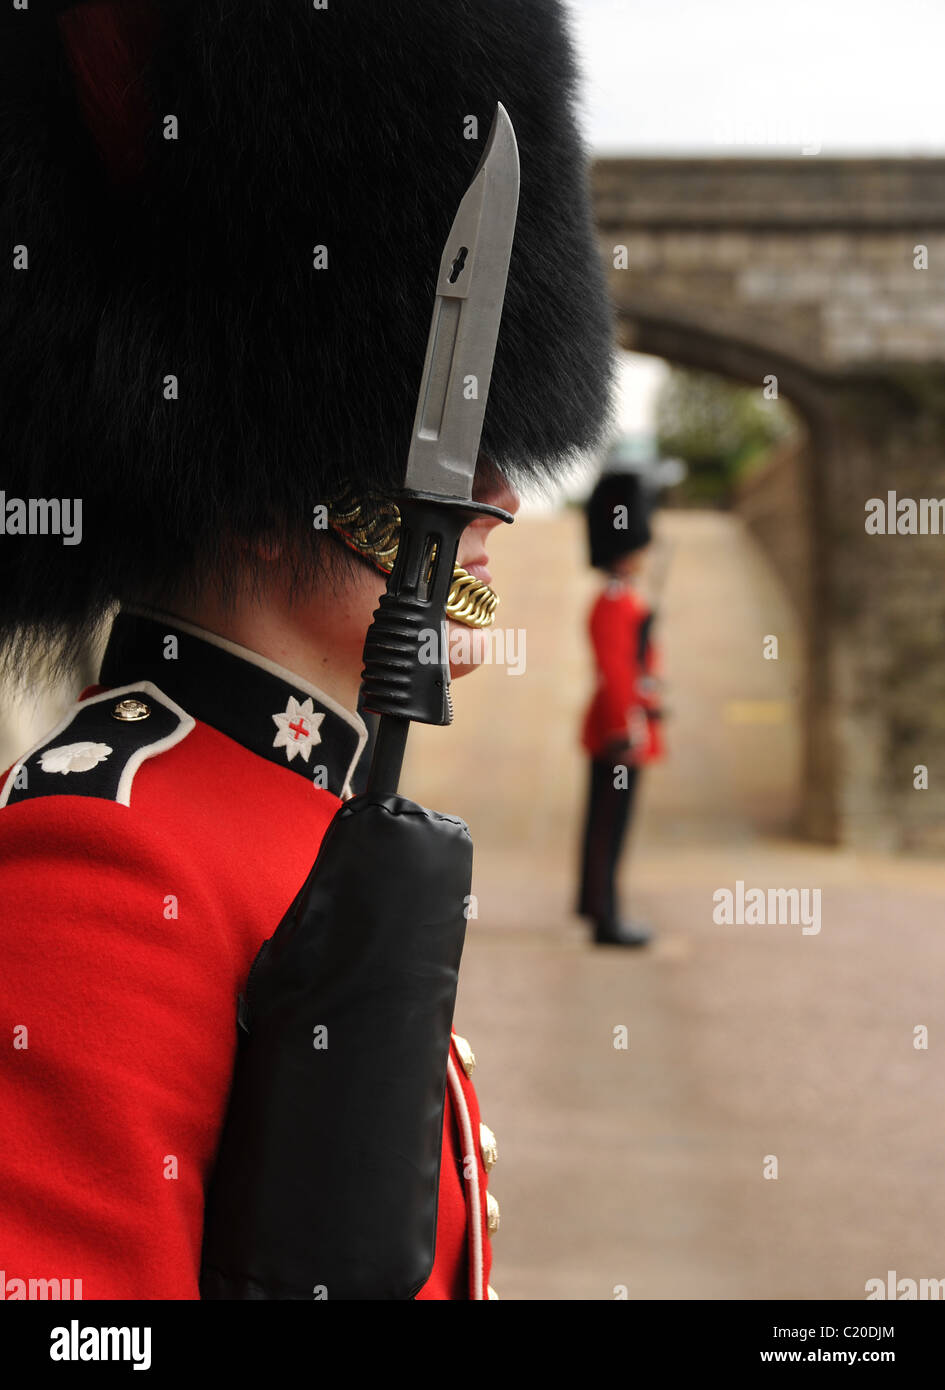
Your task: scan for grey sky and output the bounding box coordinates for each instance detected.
[563,0,945,155]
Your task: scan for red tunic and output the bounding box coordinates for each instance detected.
[0,612,495,1300]
[582,581,664,763]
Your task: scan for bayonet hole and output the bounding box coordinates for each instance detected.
[448,246,469,284]
[417,538,438,601]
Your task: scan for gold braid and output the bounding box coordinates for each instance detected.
[327,492,500,629]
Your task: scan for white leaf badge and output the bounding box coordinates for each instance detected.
[40,741,114,775]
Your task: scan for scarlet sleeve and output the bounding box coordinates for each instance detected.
[0,797,237,1300]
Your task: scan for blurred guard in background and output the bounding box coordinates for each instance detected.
[579,470,665,947]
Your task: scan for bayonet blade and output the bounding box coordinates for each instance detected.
[404,103,520,499]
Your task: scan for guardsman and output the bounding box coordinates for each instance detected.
[578,470,665,947]
[0,2,613,1297]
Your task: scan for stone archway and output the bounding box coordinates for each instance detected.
[593,159,945,850]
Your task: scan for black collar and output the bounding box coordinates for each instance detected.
[99,610,368,800]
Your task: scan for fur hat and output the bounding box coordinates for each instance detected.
[0,0,614,662]
[587,472,652,570]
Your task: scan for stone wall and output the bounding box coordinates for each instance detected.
[734,435,836,844]
[735,438,813,627]
[818,378,945,853]
[731,385,945,852]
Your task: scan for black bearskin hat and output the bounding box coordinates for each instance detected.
[587,472,652,570]
[0,0,614,663]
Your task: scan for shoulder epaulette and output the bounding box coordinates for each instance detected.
[0,682,194,809]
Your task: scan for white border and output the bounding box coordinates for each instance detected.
[447,1053,484,1301]
[0,682,195,810]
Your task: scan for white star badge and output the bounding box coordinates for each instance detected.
[272,696,324,764]
[40,741,113,775]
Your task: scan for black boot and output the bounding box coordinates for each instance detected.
[593,918,653,947]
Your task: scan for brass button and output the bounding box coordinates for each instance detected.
[487,1284,500,1301]
[480,1122,498,1172]
[112,698,151,722]
[486,1191,500,1236]
[453,1034,476,1078]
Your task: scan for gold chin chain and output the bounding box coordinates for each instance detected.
[328,493,500,629]
[444,566,498,629]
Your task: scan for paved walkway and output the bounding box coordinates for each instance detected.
[407,508,945,1301]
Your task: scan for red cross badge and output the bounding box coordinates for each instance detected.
[272,695,325,764]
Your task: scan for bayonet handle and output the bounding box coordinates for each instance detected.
[361,492,512,796]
